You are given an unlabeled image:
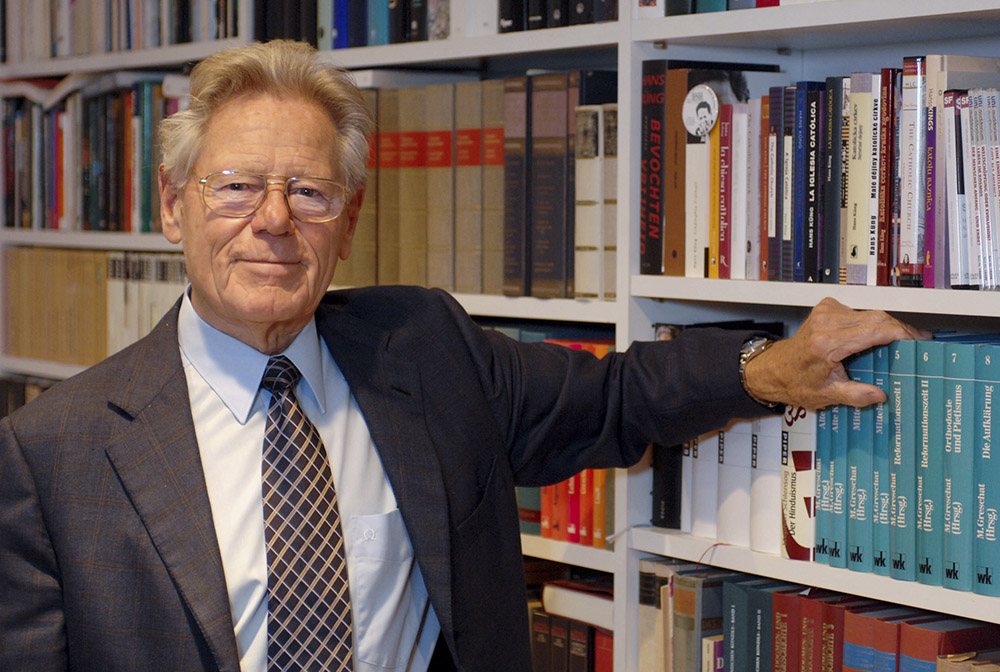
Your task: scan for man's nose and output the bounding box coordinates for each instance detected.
[252,182,294,233]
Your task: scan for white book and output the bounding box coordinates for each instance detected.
[317,0,334,50]
[574,105,604,299]
[968,90,994,288]
[638,557,698,672]
[866,73,882,286]
[984,89,1000,293]
[602,103,618,301]
[898,59,927,284]
[943,90,970,287]
[781,407,817,561]
[750,415,783,555]
[729,103,749,280]
[541,581,613,631]
[846,72,875,286]
[716,418,752,547]
[106,251,128,356]
[52,0,72,57]
[690,431,720,540]
[958,93,983,287]
[450,0,497,37]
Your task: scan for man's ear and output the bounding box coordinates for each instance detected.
[338,185,365,261]
[159,165,184,244]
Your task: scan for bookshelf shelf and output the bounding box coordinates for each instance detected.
[520,534,616,574]
[631,525,1000,624]
[630,275,1000,319]
[455,293,619,324]
[0,229,182,252]
[632,0,1000,52]
[0,356,87,381]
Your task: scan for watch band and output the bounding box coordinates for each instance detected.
[739,336,780,409]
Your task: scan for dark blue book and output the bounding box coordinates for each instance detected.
[821,76,846,283]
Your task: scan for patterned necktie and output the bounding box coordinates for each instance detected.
[261,355,354,671]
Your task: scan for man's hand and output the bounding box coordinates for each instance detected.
[743,297,932,411]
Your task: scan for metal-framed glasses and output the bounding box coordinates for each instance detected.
[197,170,350,224]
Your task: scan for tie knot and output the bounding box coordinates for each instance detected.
[261,355,301,394]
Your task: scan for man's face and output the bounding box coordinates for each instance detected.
[160,93,361,350]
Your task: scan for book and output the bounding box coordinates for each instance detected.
[898,618,1000,671]
[691,429,720,540]
[916,339,946,586]
[542,578,614,631]
[897,56,927,286]
[890,339,919,581]
[674,571,743,672]
[847,349,875,573]
[551,614,571,672]
[875,68,901,287]
[750,414,783,554]
[772,585,808,672]
[872,344,892,575]
[722,577,781,672]
[481,78,506,295]
[602,103,618,301]
[398,84,429,286]
[974,343,1000,596]
[638,557,697,672]
[729,101,750,280]
[716,417,753,547]
[640,58,667,275]
[454,80,484,294]
[703,634,725,671]
[814,407,833,566]
[746,582,802,672]
[842,606,925,672]
[531,607,551,672]
[376,87,401,285]
[846,72,878,286]
[793,80,824,283]
[574,104,605,299]
[943,340,979,591]
[425,82,456,291]
[568,620,594,672]
[594,628,613,672]
[781,406,816,561]
[503,75,532,295]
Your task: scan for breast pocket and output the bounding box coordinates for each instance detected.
[350,509,427,670]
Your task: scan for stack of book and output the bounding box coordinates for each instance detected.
[3,248,187,367]
[638,563,1000,672]
[530,573,614,672]
[498,0,618,32]
[639,53,1000,291]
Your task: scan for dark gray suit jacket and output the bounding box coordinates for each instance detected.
[0,286,767,671]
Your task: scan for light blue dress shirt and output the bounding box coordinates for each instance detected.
[176,291,440,671]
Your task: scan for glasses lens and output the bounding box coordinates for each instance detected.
[286,177,347,222]
[203,172,267,217]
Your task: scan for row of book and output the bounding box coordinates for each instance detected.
[634,0,832,16]
[814,337,1000,596]
[637,558,1000,672]
[3,0,237,64]
[498,0,618,33]
[1,69,619,301]
[514,335,617,549]
[639,53,1000,290]
[345,73,619,299]
[1,71,189,234]
[0,375,54,418]
[4,247,187,367]
[530,603,613,672]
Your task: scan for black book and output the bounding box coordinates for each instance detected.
[499,0,527,32]
[389,0,408,42]
[408,0,428,40]
[569,0,593,24]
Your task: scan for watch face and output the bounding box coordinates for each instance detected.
[682,84,719,138]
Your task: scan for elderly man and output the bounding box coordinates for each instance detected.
[0,40,925,671]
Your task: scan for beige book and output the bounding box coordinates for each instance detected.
[376,87,401,285]
[336,87,378,288]
[425,83,456,290]
[454,80,484,294]
[398,85,428,286]
[481,79,506,295]
[602,103,618,301]
[572,104,603,299]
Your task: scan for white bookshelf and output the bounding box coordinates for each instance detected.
[3,3,1000,671]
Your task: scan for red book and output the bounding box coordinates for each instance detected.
[842,607,926,672]
[875,68,901,286]
[566,473,580,544]
[759,94,770,280]
[772,587,807,672]
[540,484,554,538]
[898,618,1000,671]
[594,628,613,672]
[552,479,569,542]
[578,468,593,547]
[798,591,851,672]
[817,599,883,672]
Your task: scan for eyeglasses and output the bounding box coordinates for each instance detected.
[197,170,350,224]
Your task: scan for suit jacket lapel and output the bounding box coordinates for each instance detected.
[103,306,241,672]
[315,302,455,640]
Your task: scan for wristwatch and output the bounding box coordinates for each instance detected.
[739,336,780,409]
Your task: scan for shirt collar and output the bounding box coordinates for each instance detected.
[177,289,328,423]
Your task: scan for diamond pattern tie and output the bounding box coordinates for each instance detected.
[261,355,354,671]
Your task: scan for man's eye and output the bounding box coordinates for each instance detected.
[225,182,252,192]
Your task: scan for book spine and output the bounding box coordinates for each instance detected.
[814,407,832,565]
[866,74,882,287]
[792,82,807,282]
[916,340,945,585]
[943,90,968,286]
[897,56,926,286]
[716,419,752,546]
[750,415,783,554]
[876,69,901,286]
[348,0,369,47]
[781,406,816,561]
[943,341,976,591]
[397,85,429,286]
[640,59,666,275]
[529,72,571,298]
[454,80,485,294]
[829,404,849,568]
[974,343,1000,596]
[803,82,823,283]
[766,86,783,280]
[425,82,456,291]
[759,94,770,280]
[503,75,531,296]
[731,102,751,280]
[872,344,892,576]
[498,0,526,31]
[716,104,733,279]
[573,104,603,298]
[889,339,918,581]
[958,92,983,288]
[367,0,390,45]
[922,105,937,288]
[664,68,690,276]
[691,431,720,540]
[602,103,618,300]
[481,79,506,295]
[780,86,795,282]
[376,87,401,285]
[846,72,873,286]
[847,351,875,574]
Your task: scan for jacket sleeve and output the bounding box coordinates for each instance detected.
[0,416,68,671]
[424,289,776,487]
